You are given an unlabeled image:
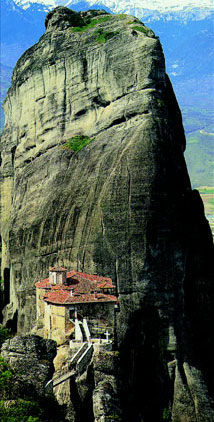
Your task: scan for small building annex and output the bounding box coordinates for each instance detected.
[35,267,118,344]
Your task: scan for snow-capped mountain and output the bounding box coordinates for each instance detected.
[14,0,214,14]
[14,0,55,10]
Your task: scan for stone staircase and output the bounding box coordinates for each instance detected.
[52,369,76,388]
[45,320,93,388]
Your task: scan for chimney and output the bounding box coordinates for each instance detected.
[49,267,67,285]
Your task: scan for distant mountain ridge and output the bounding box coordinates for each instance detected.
[11,0,214,23]
[14,0,214,13]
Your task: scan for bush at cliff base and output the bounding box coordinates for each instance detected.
[0,356,66,421]
[0,398,42,422]
[0,357,41,421]
[0,357,14,399]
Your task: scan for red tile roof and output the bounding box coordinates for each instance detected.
[35,269,116,305]
[44,289,69,304]
[44,290,117,305]
[35,270,115,290]
[97,281,115,289]
[35,278,50,289]
[70,272,112,282]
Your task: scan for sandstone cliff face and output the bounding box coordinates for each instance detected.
[1,7,214,422]
[53,347,120,422]
[1,334,56,398]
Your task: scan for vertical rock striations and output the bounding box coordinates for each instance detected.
[1,7,214,422]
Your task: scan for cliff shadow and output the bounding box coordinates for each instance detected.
[182,191,214,398]
[119,304,172,422]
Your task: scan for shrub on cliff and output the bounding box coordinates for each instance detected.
[0,325,10,349]
[94,28,119,43]
[71,15,112,32]
[62,135,95,152]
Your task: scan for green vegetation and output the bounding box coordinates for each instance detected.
[0,354,66,421]
[106,416,121,421]
[198,187,214,194]
[157,98,165,108]
[188,138,199,144]
[0,339,66,422]
[70,14,120,43]
[114,14,127,19]
[176,100,214,188]
[0,278,3,292]
[185,128,214,188]
[162,408,171,421]
[208,198,214,206]
[71,16,112,33]
[182,105,213,136]
[62,135,95,152]
[0,357,14,399]
[0,324,10,349]
[95,29,119,44]
[131,25,148,35]
[0,398,42,422]
[127,20,137,25]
